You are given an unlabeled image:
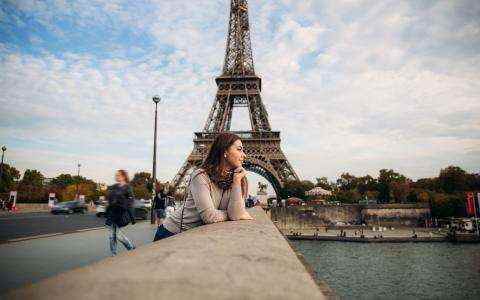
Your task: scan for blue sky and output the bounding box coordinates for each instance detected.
[0,0,479,193]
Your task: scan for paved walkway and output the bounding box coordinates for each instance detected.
[0,222,158,295]
[283,227,446,238]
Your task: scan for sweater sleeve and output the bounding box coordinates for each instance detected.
[190,173,228,224]
[227,183,246,221]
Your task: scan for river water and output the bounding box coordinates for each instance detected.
[291,241,480,300]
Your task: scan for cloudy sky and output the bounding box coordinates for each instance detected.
[0,0,479,193]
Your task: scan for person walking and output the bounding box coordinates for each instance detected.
[106,170,136,256]
[153,132,252,242]
[154,189,166,226]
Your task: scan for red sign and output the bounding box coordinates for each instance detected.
[466,192,476,215]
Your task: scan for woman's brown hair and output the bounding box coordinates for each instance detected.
[199,132,248,199]
[117,169,130,183]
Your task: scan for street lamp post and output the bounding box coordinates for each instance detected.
[76,163,81,200]
[0,146,6,189]
[151,95,161,224]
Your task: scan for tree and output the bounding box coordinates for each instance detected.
[315,177,332,190]
[389,180,410,203]
[430,194,466,219]
[279,180,315,200]
[20,169,44,187]
[356,175,377,196]
[336,172,359,191]
[131,172,152,199]
[17,169,45,203]
[412,178,437,191]
[62,183,95,201]
[465,173,480,190]
[51,174,75,189]
[417,191,430,202]
[332,189,361,203]
[377,169,408,203]
[131,172,151,186]
[0,163,20,193]
[437,166,467,193]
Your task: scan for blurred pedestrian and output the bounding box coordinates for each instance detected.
[105,170,136,256]
[154,189,166,226]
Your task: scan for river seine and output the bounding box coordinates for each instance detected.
[291,241,480,300]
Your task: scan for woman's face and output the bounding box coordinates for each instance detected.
[115,172,122,183]
[224,139,246,169]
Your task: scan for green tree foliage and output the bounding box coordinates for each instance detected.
[51,174,75,189]
[377,169,408,203]
[130,172,152,199]
[315,177,332,190]
[17,169,45,203]
[356,175,377,196]
[430,193,466,219]
[437,166,468,193]
[336,172,359,191]
[20,169,44,187]
[279,180,315,200]
[131,172,151,186]
[0,163,20,193]
[331,189,362,203]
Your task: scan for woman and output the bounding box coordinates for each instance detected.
[106,170,136,256]
[154,133,252,241]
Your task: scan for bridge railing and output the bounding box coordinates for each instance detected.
[4,207,334,300]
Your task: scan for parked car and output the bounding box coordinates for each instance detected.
[96,199,148,220]
[51,201,88,214]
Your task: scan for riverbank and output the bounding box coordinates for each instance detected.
[283,227,448,243]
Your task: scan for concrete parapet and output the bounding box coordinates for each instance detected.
[4,206,330,300]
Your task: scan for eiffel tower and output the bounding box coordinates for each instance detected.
[171,0,299,195]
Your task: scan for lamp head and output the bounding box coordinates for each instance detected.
[1,146,5,152]
[152,95,161,104]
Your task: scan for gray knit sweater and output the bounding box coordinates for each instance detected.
[163,168,246,234]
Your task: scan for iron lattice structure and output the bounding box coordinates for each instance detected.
[171,0,299,195]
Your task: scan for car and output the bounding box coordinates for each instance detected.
[96,199,148,220]
[51,201,88,214]
[95,201,107,216]
[140,198,152,209]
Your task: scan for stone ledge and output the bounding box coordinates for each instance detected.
[4,206,329,300]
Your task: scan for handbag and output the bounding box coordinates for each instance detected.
[116,206,131,227]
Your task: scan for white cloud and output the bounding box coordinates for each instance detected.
[0,0,479,192]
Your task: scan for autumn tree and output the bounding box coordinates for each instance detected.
[0,163,20,193]
[377,169,408,203]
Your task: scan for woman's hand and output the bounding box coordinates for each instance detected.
[233,166,247,185]
[239,210,253,220]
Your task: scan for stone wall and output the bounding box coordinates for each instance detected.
[4,207,332,300]
[362,203,430,227]
[271,203,430,230]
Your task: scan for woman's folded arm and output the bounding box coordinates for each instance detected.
[191,173,228,224]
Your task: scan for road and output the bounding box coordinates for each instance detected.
[0,221,157,295]
[0,211,108,243]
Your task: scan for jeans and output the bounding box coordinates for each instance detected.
[153,224,175,241]
[109,224,135,256]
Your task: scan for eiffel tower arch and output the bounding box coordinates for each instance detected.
[171,0,299,196]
